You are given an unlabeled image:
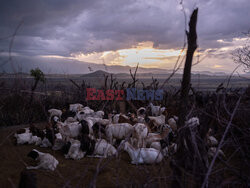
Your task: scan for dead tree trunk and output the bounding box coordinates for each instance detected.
[171,8,208,188]
[179,8,198,126]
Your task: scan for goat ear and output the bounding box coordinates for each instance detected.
[27,150,39,160]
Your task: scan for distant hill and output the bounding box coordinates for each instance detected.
[81,71,170,79]
[115,73,130,77]
[192,71,227,76]
[81,70,110,77]
[79,70,235,81]
[1,55,234,76]
[1,55,170,74]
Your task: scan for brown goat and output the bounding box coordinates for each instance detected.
[118,114,138,125]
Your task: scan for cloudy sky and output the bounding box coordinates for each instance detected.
[0,0,249,74]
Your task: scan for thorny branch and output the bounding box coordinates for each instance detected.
[201,96,242,188]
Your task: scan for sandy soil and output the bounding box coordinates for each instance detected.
[0,123,172,188]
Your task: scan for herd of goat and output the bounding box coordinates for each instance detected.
[14,103,225,171]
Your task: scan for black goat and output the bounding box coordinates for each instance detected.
[80,135,96,155]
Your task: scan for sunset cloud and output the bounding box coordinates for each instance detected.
[0,0,249,73]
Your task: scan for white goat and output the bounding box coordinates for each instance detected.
[145,127,171,146]
[105,123,134,144]
[48,109,62,120]
[82,106,94,114]
[137,116,145,123]
[85,116,102,125]
[15,132,32,145]
[112,114,120,124]
[27,149,59,171]
[150,142,169,156]
[92,111,105,118]
[132,123,148,148]
[76,108,100,121]
[91,139,117,158]
[15,128,53,147]
[28,136,42,145]
[58,121,82,139]
[65,139,86,160]
[136,107,146,117]
[69,103,83,113]
[122,141,163,164]
[168,117,177,132]
[147,113,167,132]
[150,142,161,150]
[76,110,87,121]
[149,103,166,116]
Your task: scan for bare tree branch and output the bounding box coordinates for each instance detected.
[201,96,242,188]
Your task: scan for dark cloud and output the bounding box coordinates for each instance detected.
[0,0,249,57]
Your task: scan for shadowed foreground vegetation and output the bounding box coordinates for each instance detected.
[0,69,249,187]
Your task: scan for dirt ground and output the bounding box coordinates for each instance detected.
[0,123,172,188]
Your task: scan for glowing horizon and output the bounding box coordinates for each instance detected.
[39,38,247,73]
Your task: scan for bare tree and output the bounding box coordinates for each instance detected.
[30,68,45,92]
[128,63,139,88]
[232,32,250,72]
[171,8,210,188]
